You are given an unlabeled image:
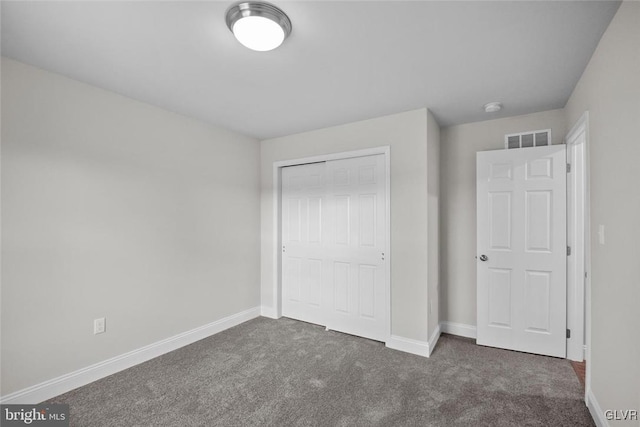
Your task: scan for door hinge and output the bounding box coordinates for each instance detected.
[566,329,571,339]
[567,246,571,256]
[566,163,571,173]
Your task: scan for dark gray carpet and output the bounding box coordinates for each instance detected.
[48,317,594,426]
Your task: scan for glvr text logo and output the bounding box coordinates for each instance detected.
[605,409,638,421]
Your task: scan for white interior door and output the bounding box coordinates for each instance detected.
[281,154,387,342]
[281,162,327,326]
[324,155,387,341]
[476,145,567,358]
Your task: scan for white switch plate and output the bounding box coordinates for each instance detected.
[598,224,605,245]
[94,317,106,335]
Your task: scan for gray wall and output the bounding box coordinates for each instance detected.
[260,109,440,343]
[440,109,566,327]
[1,58,261,395]
[564,1,640,422]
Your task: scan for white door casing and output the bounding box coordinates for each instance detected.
[566,123,587,362]
[281,154,388,342]
[477,145,567,358]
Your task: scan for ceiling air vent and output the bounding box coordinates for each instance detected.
[505,129,551,149]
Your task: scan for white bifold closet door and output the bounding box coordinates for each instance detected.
[281,154,387,342]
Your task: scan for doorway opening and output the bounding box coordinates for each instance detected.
[475,111,590,364]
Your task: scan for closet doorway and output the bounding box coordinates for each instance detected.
[278,148,390,342]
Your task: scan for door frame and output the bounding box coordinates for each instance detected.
[564,112,591,394]
[271,146,392,340]
[565,112,589,362]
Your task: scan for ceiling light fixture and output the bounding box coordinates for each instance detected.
[483,102,502,113]
[226,1,292,52]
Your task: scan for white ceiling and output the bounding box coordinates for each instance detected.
[1,1,620,139]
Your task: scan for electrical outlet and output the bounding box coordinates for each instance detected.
[94,317,106,335]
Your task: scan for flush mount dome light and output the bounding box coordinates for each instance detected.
[226,1,292,51]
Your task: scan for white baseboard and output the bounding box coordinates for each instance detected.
[260,306,279,319]
[427,323,441,356]
[386,335,431,358]
[440,321,477,339]
[0,306,261,405]
[586,388,609,427]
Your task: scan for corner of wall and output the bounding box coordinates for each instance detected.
[586,388,609,427]
[426,109,441,338]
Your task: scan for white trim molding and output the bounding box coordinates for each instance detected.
[565,111,589,363]
[586,388,609,427]
[440,321,477,339]
[260,306,279,319]
[386,335,431,358]
[385,323,441,358]
[0,307,261,404]
[427,323,442,356]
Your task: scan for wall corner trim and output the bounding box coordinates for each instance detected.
[427,323,442,356]
[260,306,280,319]
[0,306,261,404]
[440,321,477,339]
[385,335,431,358]
[586,388,609,427]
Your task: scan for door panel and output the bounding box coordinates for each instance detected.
[477,145,566,358]
[525,190,552,252]
[524,270,551,332]
[285,257,302,302]
[487,268,512,327]
[281,163,327,326]
[287,198,301,242]
[305,258,323,306]
[358,195,377,247]
[334,196,350,246]
[333,261,350,313]
[324,155,386,341]
[308,198,322,244]
[358,265,376,318]
[488,192,512,250]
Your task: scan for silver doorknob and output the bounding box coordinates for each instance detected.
[479,254,488,262]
